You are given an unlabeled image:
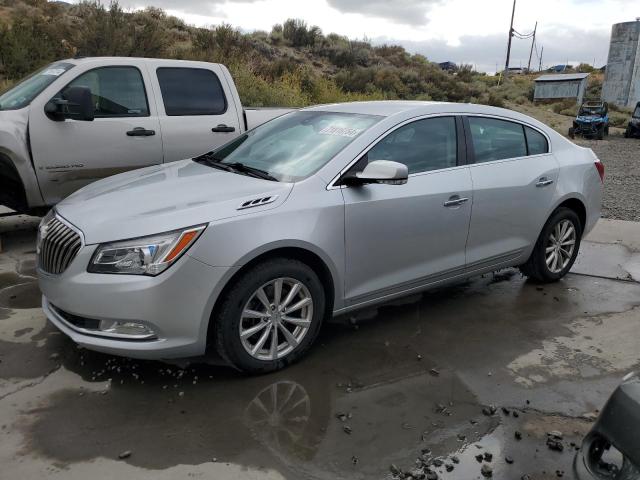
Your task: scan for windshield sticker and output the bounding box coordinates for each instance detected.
[318,125,362,138]
[42,68,66,76]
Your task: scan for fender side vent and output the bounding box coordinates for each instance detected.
[237,195,279,210]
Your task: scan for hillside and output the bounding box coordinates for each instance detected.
[0,0,622,133]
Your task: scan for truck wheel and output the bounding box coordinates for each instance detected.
[212,258,325,373]
[568,127,575,139]
[519,207,582,283]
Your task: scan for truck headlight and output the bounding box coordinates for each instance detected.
[88,225,206,276]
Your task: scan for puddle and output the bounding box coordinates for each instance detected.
[0,282,41,310]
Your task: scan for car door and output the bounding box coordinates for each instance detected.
[341,116,473,304]
[29,61,163,205]
[146,61,242,162]
[464,115,559,269]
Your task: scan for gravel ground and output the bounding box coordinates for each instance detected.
[574,134,640,222]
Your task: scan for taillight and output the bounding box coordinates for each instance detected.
[594,161,604,183]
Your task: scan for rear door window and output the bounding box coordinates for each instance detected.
[156,67,227,116]
[468,117,527,162]
[525,126,549,155]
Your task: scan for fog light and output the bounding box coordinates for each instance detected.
[99,320,156,339]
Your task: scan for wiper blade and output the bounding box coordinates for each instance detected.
[193,154,278,182]
[224,162,278,182]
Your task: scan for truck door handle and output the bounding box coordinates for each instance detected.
[126,127,156,137]
[212,124,236,133]
[443,195,469,207]
[536,177,554,187]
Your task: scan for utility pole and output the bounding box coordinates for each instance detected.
[527,21,537,72]
[504,0,516,77]
[538,45,544,71]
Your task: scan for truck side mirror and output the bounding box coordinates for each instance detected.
[45,86,95,122]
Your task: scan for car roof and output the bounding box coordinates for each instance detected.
[305,100,543,123]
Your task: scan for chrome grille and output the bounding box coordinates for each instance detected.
[38,217,82,275]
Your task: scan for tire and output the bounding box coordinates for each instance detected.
[597,125,604,140]
[212,258,326,373]
[568,127,575,139]
[604,125,609,136]
[519,207,583,283]
[625,127,631,138]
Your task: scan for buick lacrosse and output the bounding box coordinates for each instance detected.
[38,101,603,372]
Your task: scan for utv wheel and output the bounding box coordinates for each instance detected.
[604,125,609,136]
[597,125,604,140]
[625,127,631,138]
[213,258,325,373]
[520,207,582,283]
[568,127,575,139]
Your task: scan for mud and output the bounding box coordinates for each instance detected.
[0,216,639,479]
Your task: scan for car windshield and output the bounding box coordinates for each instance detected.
[0,62,75,111]
[203,111,382,182]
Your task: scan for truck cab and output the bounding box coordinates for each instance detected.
[0,57,291,213]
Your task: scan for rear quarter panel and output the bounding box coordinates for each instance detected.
[551,134,603,235]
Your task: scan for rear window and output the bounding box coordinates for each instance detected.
[469,117,527,162]
[157,67,227,116]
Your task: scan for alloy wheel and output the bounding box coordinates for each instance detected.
[239,277,314,361]
[545,219,577,273]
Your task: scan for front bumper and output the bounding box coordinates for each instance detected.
[39,244,237,359]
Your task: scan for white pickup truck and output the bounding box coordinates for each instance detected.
[0,57,293,214]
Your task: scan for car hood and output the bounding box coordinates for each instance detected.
[56,160,294,244]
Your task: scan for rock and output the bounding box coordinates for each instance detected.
[481,464,493,477]
[547,430,563,440]
[546,438,564,452]
[429,368,440,376]
[502,407,510,415]
[426,472,438,480]
[336,412,348,422]
[432,458,443,467]
[457,433,466,441]
[417,354,423,360]
[484,452,493,462]
[390,464,402,475]
[513,411,519,418]
[49,353,60,360]
[343,425,352,435]
[515,431,522,440]
[521,475,531,480]
[118,450,132,459]
[351,455,358,465]
[445,464,454,472]
[482,405,497,416]
[451,456,460,464]
[475,454,484,463]
[556,470,564,477]
[505,456,514,464]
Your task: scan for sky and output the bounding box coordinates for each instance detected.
[67,0,638,73]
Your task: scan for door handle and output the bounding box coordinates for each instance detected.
[126,127,156,137]
[443,195,469,207]
[536,177,554,187]
[211,124,236,133]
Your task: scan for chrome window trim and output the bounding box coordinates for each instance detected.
[327,112,462,190]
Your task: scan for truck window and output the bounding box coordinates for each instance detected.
[63,66,149,118]
[156,68,227,116]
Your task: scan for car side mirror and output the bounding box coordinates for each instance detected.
[44,86,95,122]
[344,160,408,186]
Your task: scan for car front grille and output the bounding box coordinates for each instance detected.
[38,217,82,275]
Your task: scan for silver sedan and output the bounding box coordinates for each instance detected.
[37,101,604,372]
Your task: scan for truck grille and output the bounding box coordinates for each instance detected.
[38,217,82,275]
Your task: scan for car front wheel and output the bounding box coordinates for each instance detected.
[520,207,582,283]
[212,258,325,373]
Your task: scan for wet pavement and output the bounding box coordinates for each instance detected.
[0,214,639,480]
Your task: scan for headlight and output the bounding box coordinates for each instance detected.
[88,225,206,276]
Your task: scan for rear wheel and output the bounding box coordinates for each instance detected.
[520,207,582,283]
[213,258,325,373]
[597,124,605,140]
[568,127,575,139]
